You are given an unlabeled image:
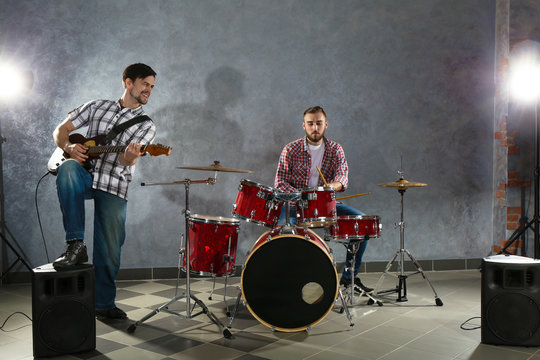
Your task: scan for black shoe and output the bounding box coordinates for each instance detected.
[340,277,374,295]
[354,278,374,294]
[53,240,88,270]
[96,307,127,320]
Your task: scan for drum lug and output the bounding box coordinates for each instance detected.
[250,209,256,219]
[232,203,237,210]
[314,208,318,217]
[307,193,317,201]
[354,222,359,235]
[266,235,272,242]
[238,183,243,191]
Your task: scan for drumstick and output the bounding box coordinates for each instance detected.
[336,192,371,201]
[316,166,328,187]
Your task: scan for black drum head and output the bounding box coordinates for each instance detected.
[241,235,337,331]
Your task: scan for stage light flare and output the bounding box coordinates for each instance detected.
[0,63,34,101]
[510,60,540,102]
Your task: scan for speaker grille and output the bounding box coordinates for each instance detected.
[486,293,540,343]
[38,299,94,353]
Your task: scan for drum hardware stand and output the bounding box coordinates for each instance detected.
[374,183,443,306]
[128,175,232,338]
[340,238,383,307]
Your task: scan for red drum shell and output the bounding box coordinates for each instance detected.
[296,187,336,228]
[185,214,240,276]
[326,215,381,242]
[241,226,338,332]
[232,179,282,227]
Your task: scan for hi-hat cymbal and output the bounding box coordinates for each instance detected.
[378,178,427,189]
[177,162,254,174]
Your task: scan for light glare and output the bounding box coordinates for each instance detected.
[510,61,540,102]
[0,64,28,101]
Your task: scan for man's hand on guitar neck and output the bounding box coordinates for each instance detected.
[119,142,143,166]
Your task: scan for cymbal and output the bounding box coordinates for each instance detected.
[177,163,254,174]
[378,178,427,189]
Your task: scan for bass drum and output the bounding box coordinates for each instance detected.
[241,226,338,332]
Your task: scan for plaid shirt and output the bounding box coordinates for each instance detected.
[69,99,156,200]
[274,137,348,192]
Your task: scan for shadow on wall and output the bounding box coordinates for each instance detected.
[141,66,247,215]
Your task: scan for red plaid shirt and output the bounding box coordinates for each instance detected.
[274,137,348,192]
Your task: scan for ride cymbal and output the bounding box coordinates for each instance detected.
[378,178,427,189]
[177,162,254,174]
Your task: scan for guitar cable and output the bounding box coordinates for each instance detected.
[35,171,52,263]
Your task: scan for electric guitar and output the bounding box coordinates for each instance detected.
[48,133,172,174]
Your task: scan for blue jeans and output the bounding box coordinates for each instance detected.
[278,202,367,279]
[56,160,127,310]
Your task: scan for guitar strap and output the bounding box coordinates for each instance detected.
[105,115,152,144]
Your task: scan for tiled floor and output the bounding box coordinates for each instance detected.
[2,269,540,359]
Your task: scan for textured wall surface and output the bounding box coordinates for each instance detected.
[0,0,496,271]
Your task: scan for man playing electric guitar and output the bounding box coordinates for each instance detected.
[52,63,158,320]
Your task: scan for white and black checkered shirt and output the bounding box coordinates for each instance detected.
[69,99,156,200]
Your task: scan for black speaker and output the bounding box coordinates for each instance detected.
[481,255,540,346]
[32,263,96,357]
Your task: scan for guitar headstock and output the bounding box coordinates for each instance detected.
[145,144,172,157]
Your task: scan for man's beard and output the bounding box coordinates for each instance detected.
[306,132,324,143]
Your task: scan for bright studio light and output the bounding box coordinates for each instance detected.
[0,64,33,101]
[510,60,540,102]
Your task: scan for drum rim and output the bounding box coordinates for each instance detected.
[241,229,338,332]
[298,186,335,192]
[231,212,275,227]
[240,179,275,193]
[189,214,240,225]
[334,215,380,221]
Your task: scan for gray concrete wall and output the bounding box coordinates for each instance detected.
[0,0,496,272]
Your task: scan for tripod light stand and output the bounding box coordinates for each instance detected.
[0,65,34,282]
[499,42,540,259]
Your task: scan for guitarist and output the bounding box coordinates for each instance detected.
[52,63,157,320]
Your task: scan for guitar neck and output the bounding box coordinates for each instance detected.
[86,144,148,155]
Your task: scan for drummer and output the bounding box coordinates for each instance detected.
[274,105,373,294]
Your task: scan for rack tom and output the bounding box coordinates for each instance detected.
[296,187,337,227]
[232,179,282,227]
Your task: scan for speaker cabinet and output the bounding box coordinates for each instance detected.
[482,255,540,346]
[32,263,95,357]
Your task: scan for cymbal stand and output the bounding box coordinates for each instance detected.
[128,176,232,338]
[374,187,443,306]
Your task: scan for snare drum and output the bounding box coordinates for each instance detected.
[241,226,338,332]
[232,179,282,227]
[296,187,337,227]
[326,215,381,243]
[185,214,240,276]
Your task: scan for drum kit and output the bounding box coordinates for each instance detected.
[127,161,441,338]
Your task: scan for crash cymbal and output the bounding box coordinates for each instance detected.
[177,162,254,174]
[378,178,427,189]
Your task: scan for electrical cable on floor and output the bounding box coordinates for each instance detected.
[460,316,481,330]
[0,312,32,332]
[35,171,52,263]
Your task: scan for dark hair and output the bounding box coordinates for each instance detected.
[122,63,157,86]
[303,106,327,119]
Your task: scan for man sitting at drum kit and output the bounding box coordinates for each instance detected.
[274,105,373,294]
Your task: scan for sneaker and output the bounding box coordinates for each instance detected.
[53,240,88,270]
[96,307,127,320]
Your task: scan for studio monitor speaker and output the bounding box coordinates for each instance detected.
[481,255,540,346]
[32,263,96,357]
